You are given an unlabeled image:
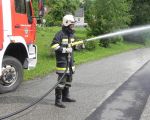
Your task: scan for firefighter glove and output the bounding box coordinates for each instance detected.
[66,47,72,53]
[62,47,72,53]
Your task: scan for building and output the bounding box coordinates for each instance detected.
[74,8,87,27]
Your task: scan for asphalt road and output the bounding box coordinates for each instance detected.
[0,48,150,120]
[86,59,150,120]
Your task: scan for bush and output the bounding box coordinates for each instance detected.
[111,37,124,44]
[99,39,110,48]
[85,41,97,51]
[86,0,132,43]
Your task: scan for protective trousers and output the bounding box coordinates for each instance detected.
[55,73,76,108]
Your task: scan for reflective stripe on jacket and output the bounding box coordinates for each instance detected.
[51,29,75,74]
[56,66,75,73]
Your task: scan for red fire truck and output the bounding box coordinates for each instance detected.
[0,0,45,93]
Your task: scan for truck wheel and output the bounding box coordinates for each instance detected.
[0,56,23,93]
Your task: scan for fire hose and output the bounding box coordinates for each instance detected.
[0,62,69,120]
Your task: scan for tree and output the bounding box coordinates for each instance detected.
[131,0,150,25]
[44,0,80,26]
[87,0,132,36]
[32,0,38,16]
[84,0,132,47]
[32,0,80,26]
[123,0,150,44]
[81,0,95,23]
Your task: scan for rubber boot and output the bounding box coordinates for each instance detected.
[62,87,76,102]
[55,88,66,108]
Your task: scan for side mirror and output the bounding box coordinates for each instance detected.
[28,16,33,24]
[37,18,46,24]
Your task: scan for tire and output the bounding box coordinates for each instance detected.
[0,56,23,93]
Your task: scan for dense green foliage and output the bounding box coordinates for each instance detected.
[124,0,150,44]
[32,0,38,16]
[81,0,132,47]
[83,0,132,35]
[131,0,150,26]
[32,0,79,26]
[82,0,150,47]
[32,0,150,27]
[44,0,80,26]
[82,0,150,30]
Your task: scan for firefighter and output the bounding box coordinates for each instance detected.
[51,14,76,108]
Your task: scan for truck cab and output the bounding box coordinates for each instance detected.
[0,0,45,93]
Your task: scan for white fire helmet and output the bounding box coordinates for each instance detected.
[62,14,75,27]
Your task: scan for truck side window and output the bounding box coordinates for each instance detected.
[26,1,33,24]
[15,0,26,14]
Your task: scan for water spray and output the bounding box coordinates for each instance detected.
[72,25,150,46]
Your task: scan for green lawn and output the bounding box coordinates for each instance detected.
[24,27,143,80]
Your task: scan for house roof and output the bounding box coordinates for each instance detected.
[75,8,84,17]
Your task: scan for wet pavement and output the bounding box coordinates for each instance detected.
[0,48,150,120]
[86,61,150,120]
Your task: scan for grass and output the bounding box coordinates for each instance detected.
[24,27,143,80]
[74,42,143,64]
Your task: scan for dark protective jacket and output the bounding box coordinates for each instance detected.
[51,27,75,74]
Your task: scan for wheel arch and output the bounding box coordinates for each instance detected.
[0,36,29,76]
[4,43,28,66]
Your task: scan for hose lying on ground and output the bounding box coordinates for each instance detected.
[0,65,69,120]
